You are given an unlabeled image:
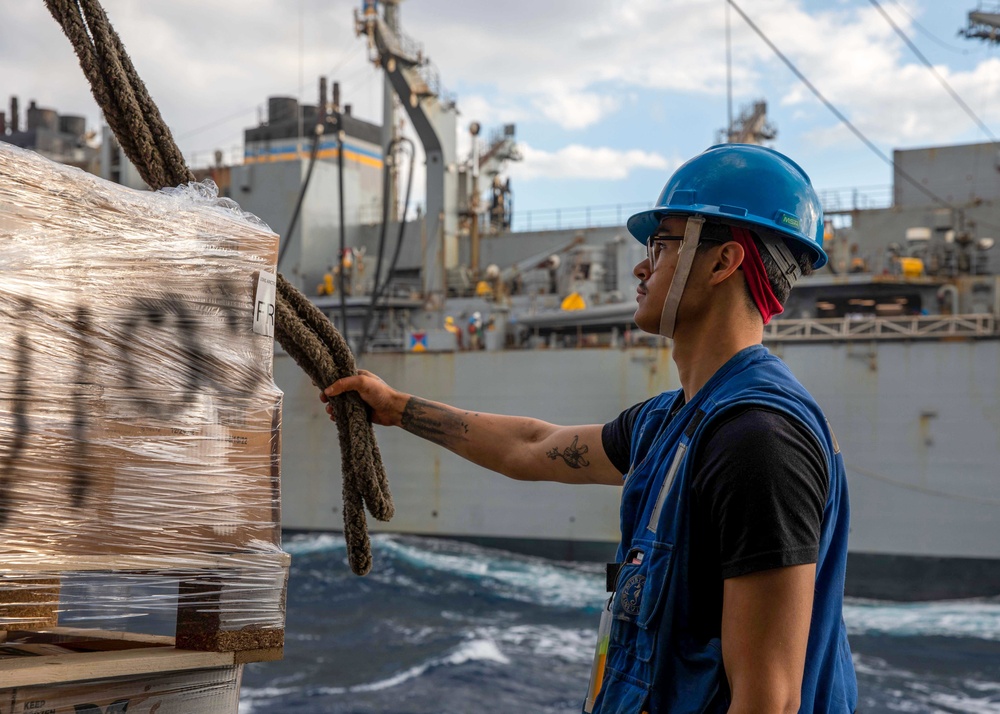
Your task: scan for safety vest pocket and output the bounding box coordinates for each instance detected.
[591,666,650,714]
[609,539,674,664]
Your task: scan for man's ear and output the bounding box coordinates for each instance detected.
[707,241,745,286]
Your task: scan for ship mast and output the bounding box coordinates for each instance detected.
[719,1,776,145]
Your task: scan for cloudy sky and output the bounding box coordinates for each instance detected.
[4,1,1000,227]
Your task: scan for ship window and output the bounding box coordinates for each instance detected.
[815,293,921,318]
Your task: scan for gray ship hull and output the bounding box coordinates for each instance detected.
[277,339,1000,600]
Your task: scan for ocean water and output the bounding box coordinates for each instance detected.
[240,534,1000,714]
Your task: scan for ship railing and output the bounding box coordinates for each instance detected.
[815,185,892,215]
[764,314,997,342]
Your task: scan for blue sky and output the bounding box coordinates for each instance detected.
[5,1,1000,228]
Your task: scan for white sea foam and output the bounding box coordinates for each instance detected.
[926,692,1000,714]
[379,536,606,609]
[307,636,510,696]
[239,686,298,713]
[282,532,347,555]
[852,653,918,680]
[481,624,598,664]
[845,599,1000,641]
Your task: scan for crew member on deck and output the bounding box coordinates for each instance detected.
[321,145,857,714]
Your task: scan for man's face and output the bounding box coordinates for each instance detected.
[632,216,689,334]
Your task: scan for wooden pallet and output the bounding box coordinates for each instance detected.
[0,551,290,662]
[1,628,245,712]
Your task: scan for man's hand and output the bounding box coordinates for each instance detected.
[322,369,408,427]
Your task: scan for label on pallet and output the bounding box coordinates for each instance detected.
[253,270,277,337]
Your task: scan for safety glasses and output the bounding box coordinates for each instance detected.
[645,234,683,268]
[645,234,728,268]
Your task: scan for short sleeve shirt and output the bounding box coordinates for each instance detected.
[602,401,828,640]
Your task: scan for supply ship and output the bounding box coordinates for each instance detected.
[269,3,1000,602]
[7,1,998,601]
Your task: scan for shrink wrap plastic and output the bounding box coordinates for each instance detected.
[0,143,287,645]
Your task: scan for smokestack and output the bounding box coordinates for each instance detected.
[319,76,328,122]
[10,96,19,133]
[0,112,6,135]
[344,104,352,116]
[332,82,340,112]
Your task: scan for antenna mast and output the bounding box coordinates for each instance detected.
[726,0,733,140]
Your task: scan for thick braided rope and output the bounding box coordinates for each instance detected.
[45,0,192,189]
[273,292,375,576]
[277,276,393,522]
[45,0,391,576]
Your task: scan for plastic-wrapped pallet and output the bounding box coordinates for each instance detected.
[0,142,288,658]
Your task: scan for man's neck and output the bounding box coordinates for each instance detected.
[672,315,763,403]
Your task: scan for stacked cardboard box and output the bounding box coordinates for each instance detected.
[0,142,289,701]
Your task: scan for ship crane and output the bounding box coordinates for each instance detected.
[356,0,460,302]
[960,3,1000,43]
[717,100,777,146]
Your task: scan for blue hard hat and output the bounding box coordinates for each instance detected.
[627,144,828,269]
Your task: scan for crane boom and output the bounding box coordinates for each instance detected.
[357,4,458,300]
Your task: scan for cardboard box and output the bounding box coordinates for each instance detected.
[0,142,289,646]
[0,142,283,557]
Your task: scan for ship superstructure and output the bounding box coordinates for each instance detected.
[254,2,1000,601]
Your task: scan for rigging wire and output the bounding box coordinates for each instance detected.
[884,0,972,55]
[277,120,323,269]
[869,0,999,143]
[358,136,416,357]
[726,0,955,210]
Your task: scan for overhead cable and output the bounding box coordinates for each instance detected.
[726,0,954,210]
[869,0,998,143]
[885,0,971,55]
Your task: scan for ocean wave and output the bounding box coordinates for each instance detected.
[480,624,598,664]
[853,654,1000,713]
[283,533,1000,643]
[311,636,510,695]
[238,686,298,714]
[845,599,1000,641]
[377,536,606,610]
[282,532,348,556]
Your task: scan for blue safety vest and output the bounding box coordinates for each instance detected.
[590,345,857,713]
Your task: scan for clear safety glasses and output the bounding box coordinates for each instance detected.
[645,234,683,268]
[645,233,727,268]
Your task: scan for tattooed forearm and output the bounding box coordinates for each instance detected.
[546,435,590,469]
[401,397,470,447]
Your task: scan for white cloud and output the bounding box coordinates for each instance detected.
[534,91,619,130]
[6,0,1000,198]
[511,143,675,181]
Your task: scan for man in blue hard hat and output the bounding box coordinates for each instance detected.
[322,144,857,713]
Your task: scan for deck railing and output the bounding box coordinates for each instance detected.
[763,314,997,342]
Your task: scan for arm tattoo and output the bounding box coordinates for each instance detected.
[546,435,590,469]
[401,397,470,448]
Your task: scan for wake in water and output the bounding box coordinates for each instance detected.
[241,533,1000,714]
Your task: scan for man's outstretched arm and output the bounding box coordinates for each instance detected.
[322,370,623,486]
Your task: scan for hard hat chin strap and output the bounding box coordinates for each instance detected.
[658,215,705,339]
[759,231,802,285]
